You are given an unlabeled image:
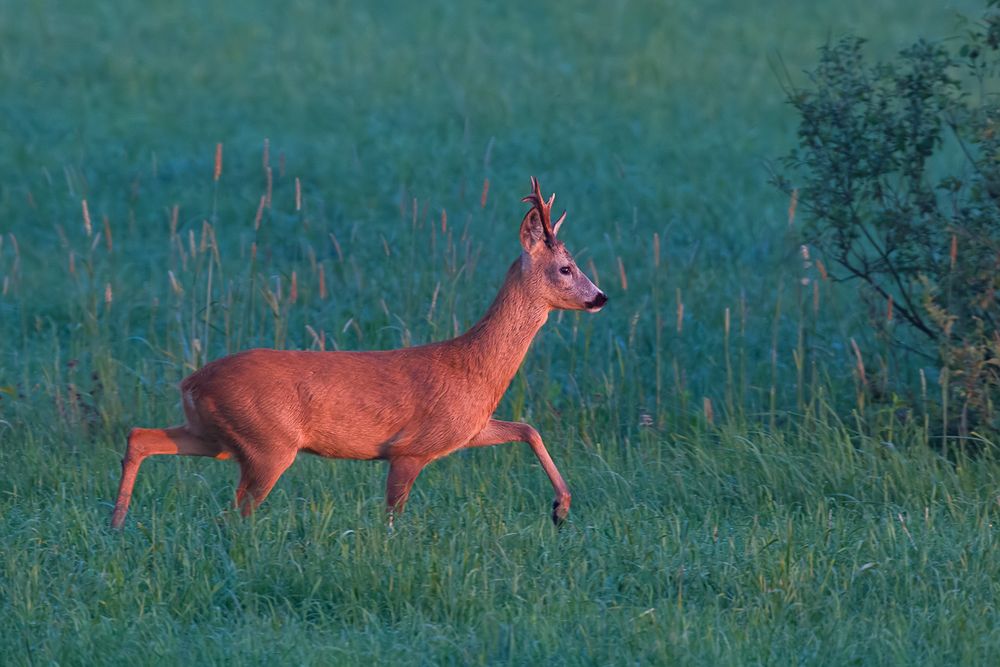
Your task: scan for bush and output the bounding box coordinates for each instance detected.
[777,1,1000,435]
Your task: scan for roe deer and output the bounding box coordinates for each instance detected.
[110,177,607,528]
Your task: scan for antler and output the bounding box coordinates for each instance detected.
[522,176,567,245]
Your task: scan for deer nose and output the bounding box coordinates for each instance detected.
[586,292,607,311]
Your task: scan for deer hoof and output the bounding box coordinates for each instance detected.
[551,497,570,526]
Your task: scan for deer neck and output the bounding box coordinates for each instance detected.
[455,259,549,392]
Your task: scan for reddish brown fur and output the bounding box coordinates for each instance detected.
[110,177,607,528]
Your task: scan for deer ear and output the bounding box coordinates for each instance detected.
[519,209,545,253]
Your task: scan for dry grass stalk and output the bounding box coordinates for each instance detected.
[199,221,210,254]
[208,224,220,266]
[295,177,302,212]
[618,256,628,292]
[676,288,684,334]
[703,397,714,425]
[103,215,113,253]
[587,258,600,287]
[290,271,298,304]
[213,143,223,182]
[265,167,273,208]
[850,337,867,386]
[787,188,798,227]
[305,324,325,351]
[427,281,441,321]
[81,200,92,237]
[254,195,266,231]
[306,243,317,276]
[318,264,327,300]
[480,178,490,208]
[170,204,179,238]
[174,234,188,268]
[168,270,183,296]
[897,513,916,547]
[329,232,343,262]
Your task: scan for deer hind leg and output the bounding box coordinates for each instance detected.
[466,418,571,525]
[235,450,297,517]
[385,457,426,525]
[110,426,227,529]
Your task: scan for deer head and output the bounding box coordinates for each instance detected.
[519,177,607,313]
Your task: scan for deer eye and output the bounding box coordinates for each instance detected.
[559,266,572,276]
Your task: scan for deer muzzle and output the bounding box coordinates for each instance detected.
[585,291,608,312]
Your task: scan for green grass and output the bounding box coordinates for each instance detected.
[2,0,999,664]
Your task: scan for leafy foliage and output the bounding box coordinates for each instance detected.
[779,1,1000,433]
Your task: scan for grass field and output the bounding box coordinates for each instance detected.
[3,0,1000,664]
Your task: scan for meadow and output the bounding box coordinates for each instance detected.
[2,0,999,664]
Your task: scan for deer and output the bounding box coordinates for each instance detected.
[110,177,607,529]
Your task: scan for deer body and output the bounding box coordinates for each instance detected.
[111,178,606,528]
[181,264,546,463]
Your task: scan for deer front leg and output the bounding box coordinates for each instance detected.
[466,418,571,525]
